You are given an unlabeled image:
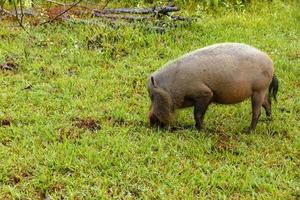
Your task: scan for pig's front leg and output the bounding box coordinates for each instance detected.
[193,87,213,130]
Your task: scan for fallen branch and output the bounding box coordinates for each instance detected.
[94,6,179,15]
[93,13,151,21]
[41,1,188,24]
[1,8,36,17]
[93,14,192,23]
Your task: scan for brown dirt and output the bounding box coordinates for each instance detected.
[73,117,101,131]
[47,6,69,20]
[9,171,31,185]
[0,61,18,71]
[0,118,12,126]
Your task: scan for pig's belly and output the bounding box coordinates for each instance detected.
[211,82,253,104]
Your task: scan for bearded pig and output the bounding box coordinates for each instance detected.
[147,43,278,131]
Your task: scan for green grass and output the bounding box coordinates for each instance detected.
[0,1,299,199]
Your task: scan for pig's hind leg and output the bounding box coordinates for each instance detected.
[249,90,266,131]
[262,94,272,117]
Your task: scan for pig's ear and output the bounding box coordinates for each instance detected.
[151,76,157,88]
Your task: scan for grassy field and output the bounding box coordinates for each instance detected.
[0,1,299,199]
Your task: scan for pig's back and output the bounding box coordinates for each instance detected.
[151,43,273,100]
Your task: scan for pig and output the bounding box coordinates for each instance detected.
[147,43,279,131]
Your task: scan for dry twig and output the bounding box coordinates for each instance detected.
[11,0,31,33]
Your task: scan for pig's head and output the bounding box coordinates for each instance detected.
[148,106,164,127]
[147,77,173,128]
